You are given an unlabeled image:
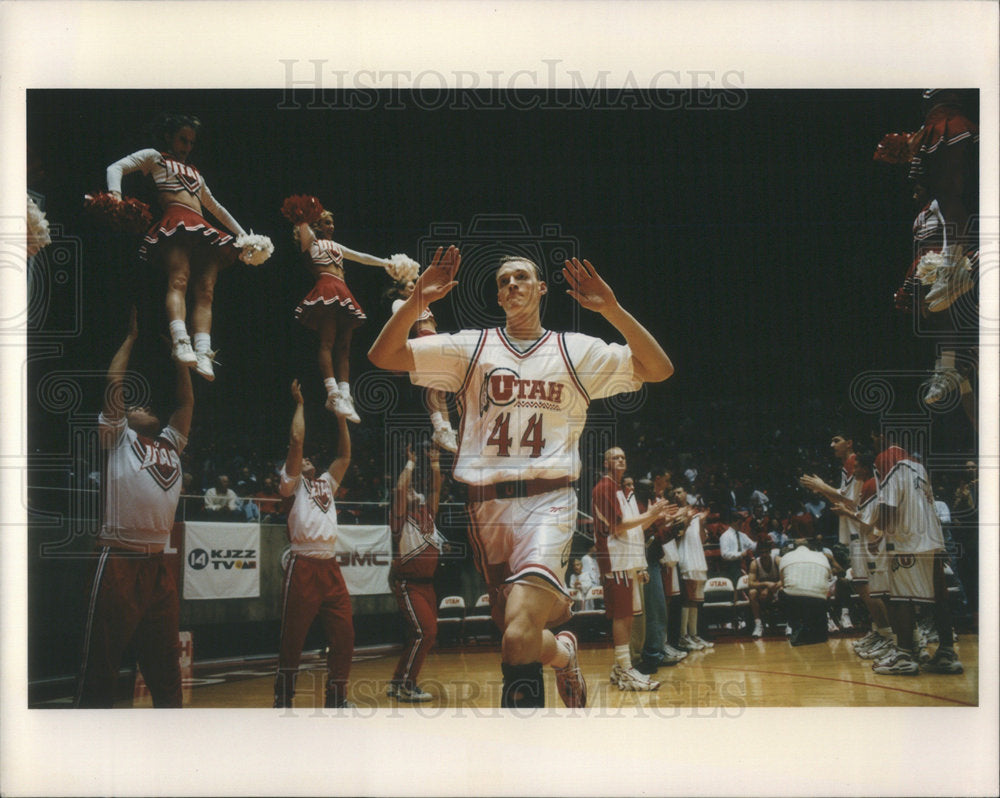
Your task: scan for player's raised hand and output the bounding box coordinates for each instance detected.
[415,245,461,306]
[290,379,304,405]
[562,258,618,314]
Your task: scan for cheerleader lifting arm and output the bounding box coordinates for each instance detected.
[338,243,392,269]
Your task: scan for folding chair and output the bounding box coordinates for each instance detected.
[463,593,498,644]
[435,595,466,647]
[702,576,737,631]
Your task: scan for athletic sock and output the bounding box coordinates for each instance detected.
[614,644,631,671]
[680,606,690,637]
[550,636,571,669]
[501,662,544,708]
[688,606,700,636]
[324,378,339,398]
[192,332,211,354]
[338,381,351,398]
[169,320,188,345]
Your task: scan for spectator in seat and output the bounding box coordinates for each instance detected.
[204,474,239,520]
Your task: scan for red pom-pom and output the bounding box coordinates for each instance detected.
[873,133,914,165]
[281,195,325,225]
[84,192,153,234]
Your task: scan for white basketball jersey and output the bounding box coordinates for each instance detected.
[280,466,340,558]
[410,328,640,485]
[876,459,945,554]
[676,515,708,574]
[837,454,861,545]
[98,413,186,549]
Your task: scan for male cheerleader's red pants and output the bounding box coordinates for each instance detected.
[391,578,438,687]
[76,547,182,708]
[274,554,354,707]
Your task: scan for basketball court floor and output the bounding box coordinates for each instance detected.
[136,633,977,711]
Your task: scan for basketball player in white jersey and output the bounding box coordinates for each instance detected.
[800,433,891,639]
[369,247,673,708]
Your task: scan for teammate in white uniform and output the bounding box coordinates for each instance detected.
[76,307,193,707]
[106,113,249,380]
[592,448,673,691]
[835,434,960,675]
[671,486,713,651]
[800,434,891,637]
[369,247,673,709]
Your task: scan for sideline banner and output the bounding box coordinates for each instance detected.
[183,522,261,599]
[334,524,391,595]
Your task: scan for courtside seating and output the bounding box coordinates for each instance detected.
[463,593,498,644]
[573,585,608,641]
[702,576,737,630]
[436,595,466,647]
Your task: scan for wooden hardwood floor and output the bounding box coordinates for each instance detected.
[166,633,978,711]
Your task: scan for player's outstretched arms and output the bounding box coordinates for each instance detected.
[562,257,673,383]
[284,379,306,480]
[103,305,139,424]
[369,245,460,372]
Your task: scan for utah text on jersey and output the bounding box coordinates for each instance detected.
[131,435,182,491]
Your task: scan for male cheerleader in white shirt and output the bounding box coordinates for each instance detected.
[76,307,193,708]
[370,247,673,709]
[274,380,355,708]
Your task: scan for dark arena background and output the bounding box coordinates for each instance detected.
[25,89,980,710]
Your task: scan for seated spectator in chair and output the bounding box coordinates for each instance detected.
[779,538,833,646]
[204,474,239,520]
[747,541,782,638]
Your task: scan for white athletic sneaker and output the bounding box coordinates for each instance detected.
[872,650,919,676]
[386,681,400,699]
[827,617,839,633]
[615,666,660,692]
[752,620,764,639]
[333,394,361,423]
[663,644,688,661]
[679,635,705,651]
[858,636,893,660]
[324,392,340,413]
[924,368,960,405]
[397,684,433,702]
[431,426,458,453]
[852,631,878,650]
[171,337,197,366]
[553,631,587,708]
[839,609,853,629]
[785,624,793,636]
[194,350,217,381]
[692,635,714,649]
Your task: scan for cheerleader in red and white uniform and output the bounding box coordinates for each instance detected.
[292,211,398,423]
[389,279,458,452]
[106,113,249,381]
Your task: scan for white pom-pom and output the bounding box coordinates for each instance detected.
[386,253,420,283]
[914,251,946,285]
[26,195,52,257]
[236,231,274,266]
[915,248,970,286]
